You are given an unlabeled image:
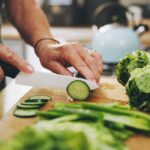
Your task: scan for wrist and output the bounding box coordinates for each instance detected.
[34,37,59,49]
[34,37,60,56]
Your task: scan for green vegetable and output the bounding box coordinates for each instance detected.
[22,101,46,106]
[28,95,51,102]
[14,95,50,118]
[5,103,150,150]
[0,121,130,150]
[116,50,150,85]
[37,102,150,132]
[17,104,42,109]
[67,80,90,100]
[14,109,38,118]
[126,65,150,111]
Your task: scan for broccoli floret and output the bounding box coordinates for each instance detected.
[116,50,150,85]
[126,65,150,111]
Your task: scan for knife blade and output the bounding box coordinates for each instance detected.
[15,72,99,90]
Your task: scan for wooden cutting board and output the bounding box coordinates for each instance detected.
[0,80,150,150]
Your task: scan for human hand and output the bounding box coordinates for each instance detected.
[35,41,103,83]
[0,44,34,80]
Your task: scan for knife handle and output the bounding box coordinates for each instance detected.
[0,60,19,78]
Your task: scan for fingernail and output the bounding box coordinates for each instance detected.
[26,65,34,73]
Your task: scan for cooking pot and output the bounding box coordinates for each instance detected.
[91,2,149,63]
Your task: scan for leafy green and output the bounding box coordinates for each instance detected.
[126,65,150,111]
[116,50,150,111]
[2,101,150,150]
[0,103,139,150]
[0,121,130,150]
[116,50,150,85]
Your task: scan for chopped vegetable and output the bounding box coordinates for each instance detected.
[17,104,42,109]
[28,95,51,102]
[3,102,150,150]
[14,95,51,118]
[22,101,46,106]
[14,109,37,118]
[67,80,90,100]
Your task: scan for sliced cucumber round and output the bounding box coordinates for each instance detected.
[28,95,51,102]
[22,101,46,106]
[67,80,90,101]
[25,99,48,103]
[17,104,42,109]
[14,109,37,118]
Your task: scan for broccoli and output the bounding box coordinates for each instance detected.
[126,65,150,111]
[116,50,150,85]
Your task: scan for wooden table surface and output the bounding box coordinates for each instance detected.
[0,75,150,150]
[0,76,119,118]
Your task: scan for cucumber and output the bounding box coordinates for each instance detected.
[14,109,37,118]
[22,101,46,106]
[27,95,51,102]
[25,99,47,103]
[67,80,90,100]
[17,104,42,109]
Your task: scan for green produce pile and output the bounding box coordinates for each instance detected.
[1,102,150,150]
[116,50,150,111]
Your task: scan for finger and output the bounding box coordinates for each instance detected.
[90,51,103,74]
[78,49,100,82]
[66,49,96,81]
[0,66,4,81]
[0,46,34,73]
[47,61,72,76]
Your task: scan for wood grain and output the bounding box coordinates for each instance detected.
[0,82,150,150]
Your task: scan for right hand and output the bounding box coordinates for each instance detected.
[0,44,34,80]
[35,42,103,83]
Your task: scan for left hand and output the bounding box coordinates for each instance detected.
[35,41,103,83]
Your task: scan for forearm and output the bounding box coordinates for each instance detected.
[6,0,53,46]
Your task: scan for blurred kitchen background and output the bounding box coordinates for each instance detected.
[1,0,150,85]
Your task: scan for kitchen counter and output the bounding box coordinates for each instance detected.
[2,20,150,46]
[0,75,119,119]
[2,24,93,44]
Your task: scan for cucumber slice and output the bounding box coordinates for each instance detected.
[14,109,37,118]
[67,80,90,101]
[17,104,42,109]
[22,101,46,106]
[25,99,48,103]
[28,95,51,102]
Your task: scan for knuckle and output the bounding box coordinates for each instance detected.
[77,62,87,68]
[87,57,98,67]
[6,50,17,61]
[86,57,95,65]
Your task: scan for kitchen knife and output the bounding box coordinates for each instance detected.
[0,60,19,78]
[15,71,99,90]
